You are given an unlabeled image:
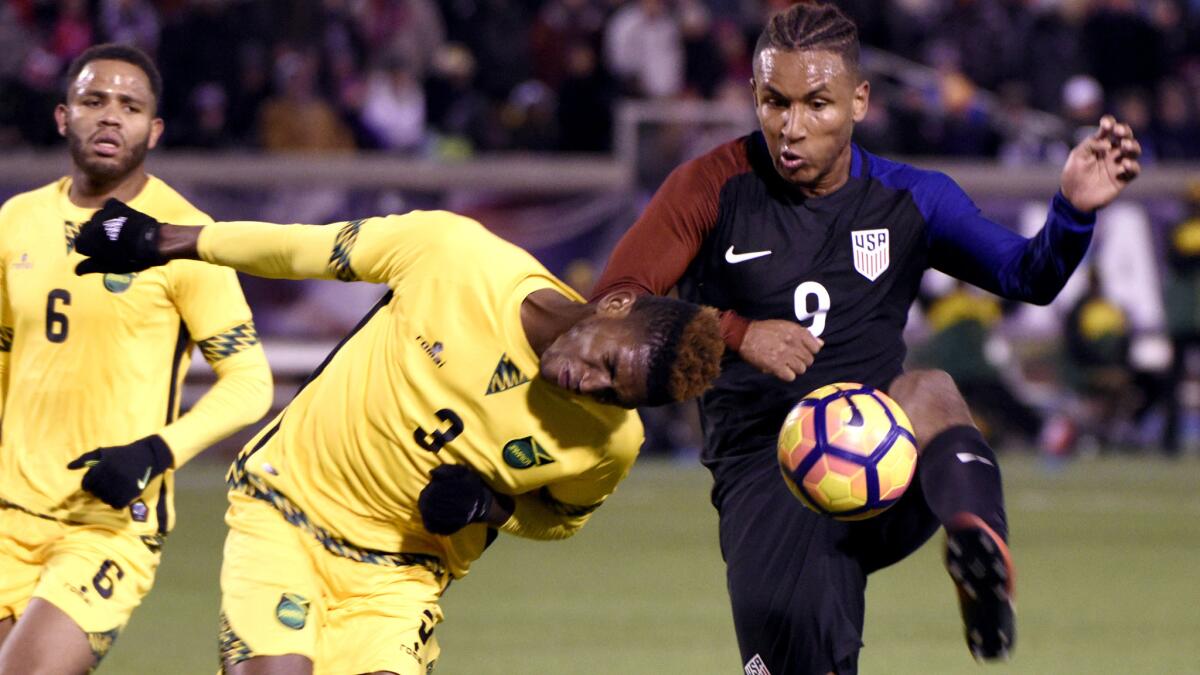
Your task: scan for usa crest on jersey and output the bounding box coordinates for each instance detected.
[851,228,889,281]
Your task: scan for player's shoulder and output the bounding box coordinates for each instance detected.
[381,209,482,234]
[669,133,757,189]
[133,176,214,225]
[379,209,509,256]
[856,146,965,218]
[857,146,953,193]
[0,180,64,221]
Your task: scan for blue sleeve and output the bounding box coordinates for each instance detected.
[923,174,1096,305]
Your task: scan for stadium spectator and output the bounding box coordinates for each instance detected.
[49,0,92,64]
[1059,265,1136,450]
[424,43,500,155]
[556,43,616,153]
[913,282,1043,447]
[1163,183,1200,454]
[357,0,444,80]
[529,0,608,89]
[97,0,160,57]
[360,55,428,153]
[444,0,532,99]
[0,0,1197,159]
[1153,79,1200,159]
[604,0,686,99]
[258,49,354,152]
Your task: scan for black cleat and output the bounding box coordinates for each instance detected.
[944,512,1016,662]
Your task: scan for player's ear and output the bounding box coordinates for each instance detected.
[54,103,69,137]
[595,290,636,317]
[852,80,870,124]
[148,117,164,150]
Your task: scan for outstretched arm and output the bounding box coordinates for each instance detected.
[74,199,475,287]
[927,117,1139,305]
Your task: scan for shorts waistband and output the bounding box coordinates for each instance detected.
[227,458,446,578]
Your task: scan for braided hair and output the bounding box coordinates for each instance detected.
[754,1,860,76]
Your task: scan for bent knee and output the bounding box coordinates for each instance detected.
[888,369,975,448]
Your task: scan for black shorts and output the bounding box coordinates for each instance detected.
[711,446,939,675]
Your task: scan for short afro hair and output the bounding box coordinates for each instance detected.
[629,296,723,406]
[64,43,163,110]
[754,1,860,77]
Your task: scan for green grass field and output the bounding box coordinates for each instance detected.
[102,453,1200,674]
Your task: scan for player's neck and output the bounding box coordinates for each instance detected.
[520,288,592,357]
[67,167,150,209]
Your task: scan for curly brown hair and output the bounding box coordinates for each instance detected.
[629,296,723,406]
[754,1,860,77]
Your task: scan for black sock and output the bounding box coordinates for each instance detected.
[918,425,1008,541]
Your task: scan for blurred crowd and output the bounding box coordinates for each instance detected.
[1,0,1199,159]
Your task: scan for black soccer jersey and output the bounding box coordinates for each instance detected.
[595,132,1096,465]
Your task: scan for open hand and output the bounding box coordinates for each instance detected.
[1060,115,1141,213]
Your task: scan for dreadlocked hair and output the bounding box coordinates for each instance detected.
[754,1,860,76]
[630,296,724,406]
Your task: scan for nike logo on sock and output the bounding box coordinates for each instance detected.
[956,452,995,467]
[725,246,772,264]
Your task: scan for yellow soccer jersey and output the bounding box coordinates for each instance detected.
[0,177,269,535]
[205,212,644,579]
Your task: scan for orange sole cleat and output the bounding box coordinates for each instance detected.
[944,512,1016,661]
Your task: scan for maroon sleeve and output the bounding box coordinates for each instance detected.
[592,139,752,350]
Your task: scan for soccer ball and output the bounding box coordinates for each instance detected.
[777,383,918,521]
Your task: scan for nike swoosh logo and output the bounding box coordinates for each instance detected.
[955,452,995,467]
[136,467,153,490]
[725,246,772,264]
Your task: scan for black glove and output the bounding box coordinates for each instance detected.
[74,198,167,275]
[67,435,174,509]
[418,464,495,535]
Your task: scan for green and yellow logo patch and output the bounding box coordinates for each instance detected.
[102,273,137,293]
[502,436,554,469]
[275,592,310,630]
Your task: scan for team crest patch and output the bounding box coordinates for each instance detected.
[103,273,137,293]
[851,228,889,281]
[502,436,554,469]
[486,353,530,395]
[744,654,772,675]
[129,500,148,522]
[275,593,310,630]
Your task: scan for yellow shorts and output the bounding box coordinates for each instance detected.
[220,490,446,675]
[0,504,161,659]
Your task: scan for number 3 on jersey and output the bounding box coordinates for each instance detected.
[413,409,464,453]
[794,281,830,338]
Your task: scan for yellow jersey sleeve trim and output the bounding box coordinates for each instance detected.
[330,219,366,281]
[197,320,261,364]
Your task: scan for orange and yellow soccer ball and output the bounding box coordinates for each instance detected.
[777,383,918,521]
